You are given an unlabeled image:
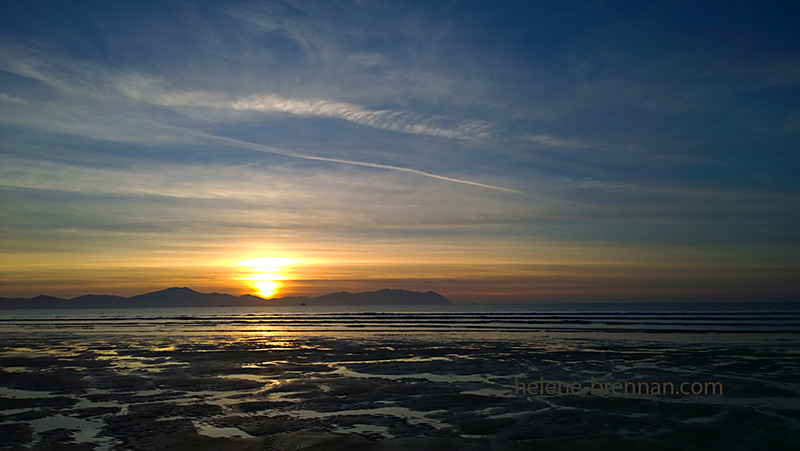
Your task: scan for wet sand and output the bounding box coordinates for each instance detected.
[1,327,799,450]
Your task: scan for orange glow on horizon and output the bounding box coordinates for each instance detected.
[253,280,281,298]
[237,257,303,298]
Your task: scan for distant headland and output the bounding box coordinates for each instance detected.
[0,287,452,309]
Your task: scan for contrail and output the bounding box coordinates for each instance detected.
[137,119,526,195]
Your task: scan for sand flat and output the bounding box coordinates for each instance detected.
[1,306,799,449]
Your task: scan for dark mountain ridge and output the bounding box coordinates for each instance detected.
[0,287,452,309]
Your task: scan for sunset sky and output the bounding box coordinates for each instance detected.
[1,1,798,302]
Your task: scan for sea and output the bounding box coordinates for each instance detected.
[1,302,799,449]
[3,302,800,335]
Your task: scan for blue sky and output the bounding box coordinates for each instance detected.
[1,1,798,301]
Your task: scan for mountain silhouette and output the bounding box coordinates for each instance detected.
[0,287,451,308]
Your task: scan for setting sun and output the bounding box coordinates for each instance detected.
[238,258,302,298]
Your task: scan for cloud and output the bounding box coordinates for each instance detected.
[0,92,29,105]
[109,73,495,141]
[1,42,495,142]
[229,93,493,141]
[0,48,520,197]
[138,119,524,195]
[522,133,592,149]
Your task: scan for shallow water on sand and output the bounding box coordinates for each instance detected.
[1,303,799,449]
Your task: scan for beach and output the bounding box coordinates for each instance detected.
[1,305,799,450]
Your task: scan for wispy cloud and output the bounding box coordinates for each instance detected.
[1,43,494,142]
[110,72,494,141]
[229,93,493,141]
[3,0,798,299]
[138,119,523,195]
[522,134,592,149]
[0,92,29,105]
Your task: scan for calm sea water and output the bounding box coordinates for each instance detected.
[2,302,799,336]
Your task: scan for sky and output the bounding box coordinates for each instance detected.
[1,0,798,303]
